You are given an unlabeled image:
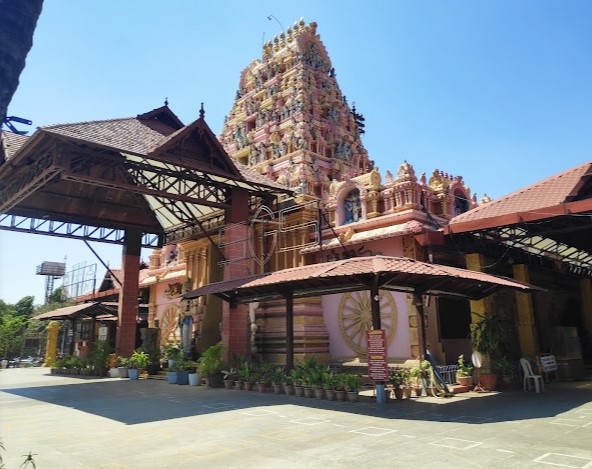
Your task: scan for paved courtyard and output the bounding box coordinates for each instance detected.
[1,367,591,469]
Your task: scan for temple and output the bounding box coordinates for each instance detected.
[5,19,591,381]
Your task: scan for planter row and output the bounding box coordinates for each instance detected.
[222,380,361,402]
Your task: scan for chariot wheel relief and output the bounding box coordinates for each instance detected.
[159,305,179,346]
[338,291,397,355]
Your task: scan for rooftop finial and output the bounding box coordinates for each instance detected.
[267,14,285,34]
[199,102,205,119]
[164,97,169,106]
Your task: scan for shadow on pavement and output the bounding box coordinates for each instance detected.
[2,371,591,426]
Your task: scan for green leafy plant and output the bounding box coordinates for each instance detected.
[163,343,183,362]
[198,342,224,377]
[389,368,410,387]
[471,312,505,357]
[128,350,150,369]
[344,374,363,393]
[90,340,111,375]
[268,366,286,385]
[456,354,473,377]
[493,355,515,376]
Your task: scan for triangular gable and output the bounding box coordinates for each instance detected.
[137,105,184,130]
[147,115,243,179]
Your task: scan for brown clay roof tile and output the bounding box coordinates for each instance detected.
[450,161,592,226]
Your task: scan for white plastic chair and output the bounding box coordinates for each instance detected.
[520,358,544,393]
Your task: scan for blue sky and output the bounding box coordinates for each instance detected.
[1,0,591,305]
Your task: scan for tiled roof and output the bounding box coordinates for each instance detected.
[234,161,289,191]
[32,302,116,320]
[42,117,176,156]
[1,130,29,160]
[302,220,430,253]
[184,255,540,303]
[37,113,288,192]
[450,161,592,227]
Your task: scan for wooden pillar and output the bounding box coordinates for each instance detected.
[285,293,294,371]
[222,188,250,361]
[116,229,141,358]
[513,264,538,357]
[371,284,381,330]
[413,293,427,359]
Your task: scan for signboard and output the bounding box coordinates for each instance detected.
[539,354,557,372]
[367,329,388,381]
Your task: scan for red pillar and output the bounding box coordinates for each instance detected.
[221,188,250,361]
[116,229,141,358]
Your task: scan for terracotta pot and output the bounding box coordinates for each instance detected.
[479,373,498,391]
[335,389,346,401]
[457,375,473,387]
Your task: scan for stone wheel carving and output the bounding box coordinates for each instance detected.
[338,291,397,355]
[159,305,179,346]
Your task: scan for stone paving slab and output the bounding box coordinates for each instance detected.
[1,368,591,469]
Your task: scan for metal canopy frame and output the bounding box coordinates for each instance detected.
[448,213,592,278]
[0,117,290,247]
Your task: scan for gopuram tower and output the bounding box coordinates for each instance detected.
[218,19,372,362]
[219,19,372,204]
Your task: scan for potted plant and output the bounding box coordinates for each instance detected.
[269,366,285,394]
[322,371,338,401]
[471,312,506,391]
[164,343,182,369]
[128,350,150,380]
[166,361,178,384]
[221,367,237,389]
[344,374,363,402]
[237,361,256,390]
[117,356,129,379]
[493,355,516,387]
[188,360,201,386]
[456,354,473,387]
[146,348,162,375]
[334,373,347,401]
[198,342,225,387]
[389,368,405,400]
[89,340,111,377]
[176,359,194,385]
[290,367,304,396]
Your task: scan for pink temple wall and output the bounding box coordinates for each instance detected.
[321,237,412,360]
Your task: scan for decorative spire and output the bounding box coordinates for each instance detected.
[199,103,205,119]
[164,97,169,106]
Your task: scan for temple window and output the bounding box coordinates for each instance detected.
[343,188,362,225]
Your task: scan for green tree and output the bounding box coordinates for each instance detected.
[0,312,28,358]
[14,296,35,318]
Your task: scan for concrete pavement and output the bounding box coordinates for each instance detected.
[1,367,591,469]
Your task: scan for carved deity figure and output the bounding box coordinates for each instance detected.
[344,189,362,224]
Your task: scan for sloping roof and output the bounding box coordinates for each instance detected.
[448,160,592,232]
[183,255,540,303]
[41,116,177,157]
[302,220,430,253]
[32,302,117,320]
[1,131,29,160]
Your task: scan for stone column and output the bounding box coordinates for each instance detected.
[466,253,495,370]
[513,264,538,357]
